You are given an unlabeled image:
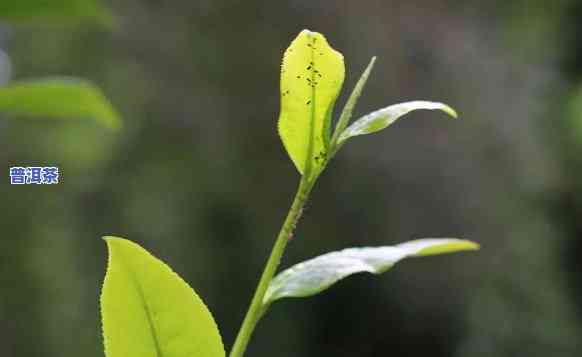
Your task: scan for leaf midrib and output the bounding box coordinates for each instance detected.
[118,249,165,357]
[305,34,317,177]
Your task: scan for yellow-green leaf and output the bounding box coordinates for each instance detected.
[338,101,457,144]
[278,29,345,177]
[0,78,121,130]
[264,238,479,304]
[101,237,224,357]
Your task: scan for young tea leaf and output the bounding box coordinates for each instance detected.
[0,78,121,130]
[278,29,345,178]
[264,238,478,304]
[329,57,376,152]
[101,237,224,357]
[0,0,114,26]
[338,101,457,145]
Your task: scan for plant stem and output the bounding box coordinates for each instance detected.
[229,176,314,357]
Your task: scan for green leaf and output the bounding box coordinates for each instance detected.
[101,237,225,357]
[264,238,479,304]
[329,56,376,152]
[0,78,121,130]
[278,29,345,177]
[0,0,114,26]
[338,101,457,145]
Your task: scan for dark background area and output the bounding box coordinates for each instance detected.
[2,0,582,356]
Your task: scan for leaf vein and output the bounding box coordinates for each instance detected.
[118,250,165,357]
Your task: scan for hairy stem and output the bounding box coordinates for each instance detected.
[229,176,314,357]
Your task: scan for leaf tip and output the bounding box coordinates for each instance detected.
[366,56,377,74]
[101,235,127,249]
[104,112,123,131]
[413,239,480,256]
[466,241,480,250]
[442,104,458,119]
[102,235,120,242]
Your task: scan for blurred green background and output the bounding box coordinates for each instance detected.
[2,0,582,356]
